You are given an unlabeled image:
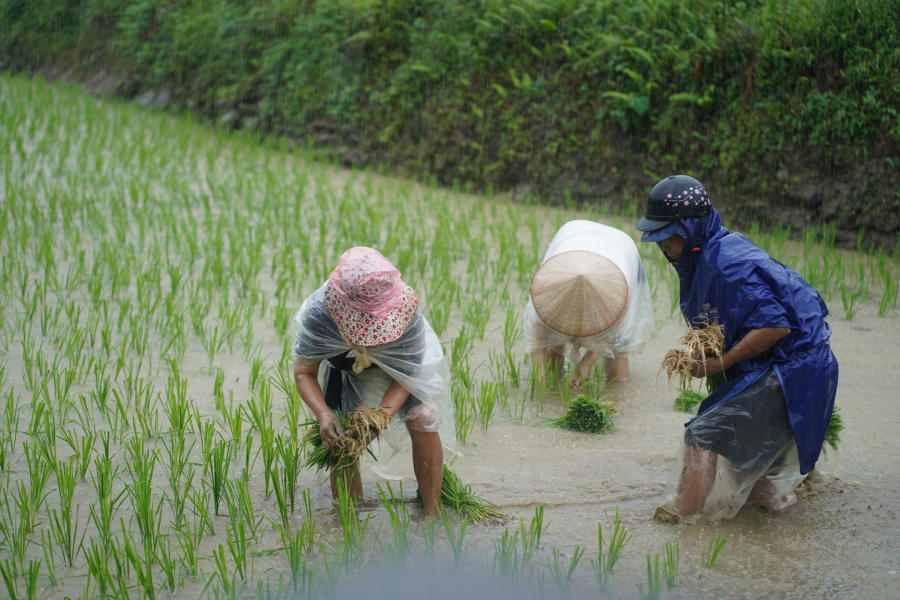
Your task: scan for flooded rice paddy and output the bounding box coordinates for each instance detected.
[1,74,898,599]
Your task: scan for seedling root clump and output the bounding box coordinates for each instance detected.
[659,321,725,389]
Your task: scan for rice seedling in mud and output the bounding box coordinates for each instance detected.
[451,382,478,443]
[0,556,41,600]
[841,282,862,320]
[547,544,585,593]
[701,534,728,568]
[662,539,679,588]
[659,321,725,390]
[375,482,412,566]
[440,513,468,569]
[335,477,371,568]
[279,525,317,595]
[476,380,505,429]
[0,481,39,572]
[492,505,545,582]
[493,527,524,580]
[49,457,88,566]
[208,438,233,516]
[637,553,661,600]
[591,508,630,590]
[876,252,899,316]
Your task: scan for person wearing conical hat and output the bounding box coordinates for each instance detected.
[525,220,654,389]
[636,174,838,522]
[292,247,455,516]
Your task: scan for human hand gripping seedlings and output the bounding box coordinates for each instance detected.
[317,410,345,449]
[689,327,790,378]
[330,406,392,456]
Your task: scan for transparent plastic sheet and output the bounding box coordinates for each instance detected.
[658,373,806,520]
[524,220,653,361]
[659,440,805,521]
[292,284,456,479]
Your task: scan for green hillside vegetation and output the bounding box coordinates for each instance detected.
[2,0,898,248]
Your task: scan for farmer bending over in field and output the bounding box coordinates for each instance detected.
[526,220,653,389]
[292,246,454,516]
[637,175,838,522]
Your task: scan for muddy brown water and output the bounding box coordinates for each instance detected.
[5,240,897,599]
[3,244,898,600]
[225,283,897,599]
[337,297,900,599]
[2,209,896,598]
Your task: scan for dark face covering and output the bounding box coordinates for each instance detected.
[643,220,696,268]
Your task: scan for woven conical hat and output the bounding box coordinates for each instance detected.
[530,250,628,337]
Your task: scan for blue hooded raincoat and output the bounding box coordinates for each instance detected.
[659,208,838,474]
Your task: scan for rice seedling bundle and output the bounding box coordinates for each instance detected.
[659,321,725,389]
[824,406,843,452]
[546,395,615,434]
[420,465,505,523]
[303,407,389,472]
[673,389,705,413]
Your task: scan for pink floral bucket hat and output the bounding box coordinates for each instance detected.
[325,247,418,346]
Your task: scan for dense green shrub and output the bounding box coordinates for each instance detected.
[2,0,897,244]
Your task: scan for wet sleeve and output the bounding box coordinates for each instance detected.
[739,269,791,331]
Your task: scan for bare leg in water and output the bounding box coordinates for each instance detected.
[656,445,718,522]
[675,446,718,514]
[604,356,629,383]
[408,427,444,517]
[747,476,800,512]
[330,462,363,500]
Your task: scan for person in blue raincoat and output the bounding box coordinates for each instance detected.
[636,175,839,522]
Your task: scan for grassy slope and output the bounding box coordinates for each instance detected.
[1,0,898,249]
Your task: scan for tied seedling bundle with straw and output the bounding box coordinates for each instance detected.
[659,321,725,389]
[303,406,391,472]
[418,465,506,524]
[546,395,615,434]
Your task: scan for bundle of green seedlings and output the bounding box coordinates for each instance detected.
[546,395,616,434]
[673,388,705,413]
[303,406,391,471]
[417,465,506,523]
[659,321,725,389]
[824,406,843,452]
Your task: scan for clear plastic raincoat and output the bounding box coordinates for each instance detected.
[525,220,653,364]
[292,284,456,477]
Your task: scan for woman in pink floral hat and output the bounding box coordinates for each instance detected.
[292,246,454,516]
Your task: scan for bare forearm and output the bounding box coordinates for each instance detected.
[294,360,329,418]
[378,381,410,418]
[721,327,790,370]
[693,327,790,377]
